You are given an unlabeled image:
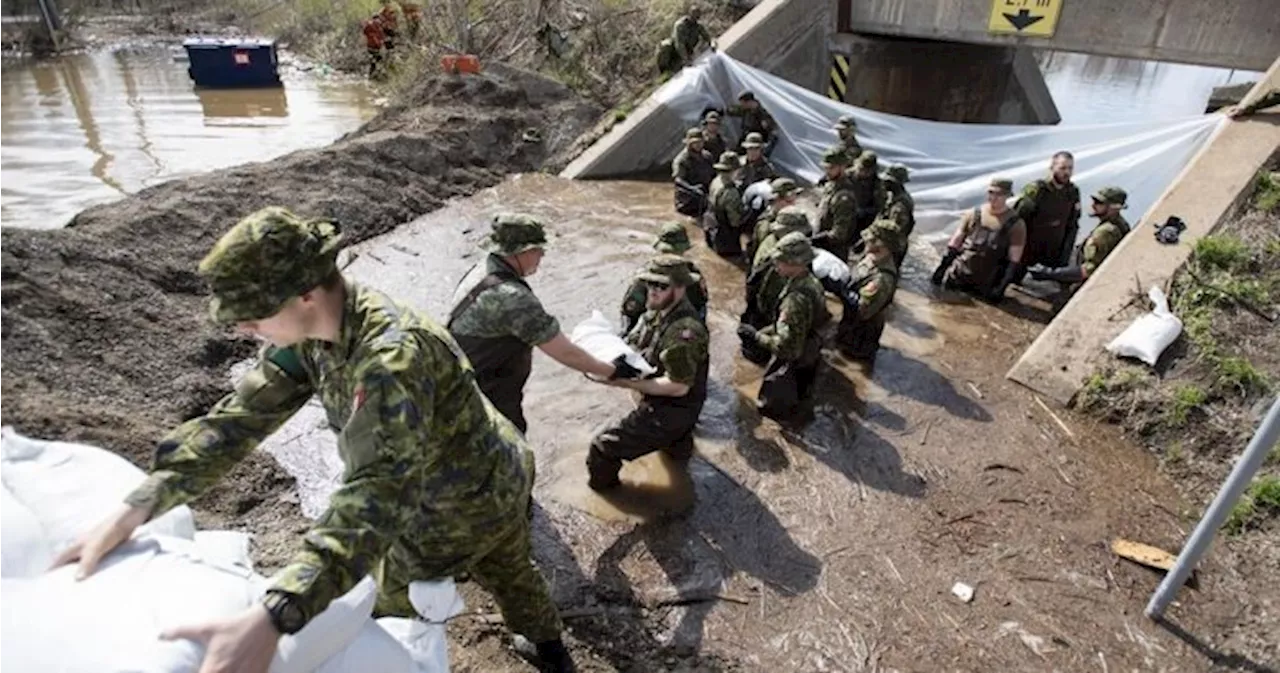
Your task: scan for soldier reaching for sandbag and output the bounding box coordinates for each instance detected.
[51,207,580,673]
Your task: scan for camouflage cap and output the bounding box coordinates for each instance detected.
[637,254,697,287]
[684,127,704,143]
[770,177,801,197]
[482,213,548,255]
[987,177,1014,195]
[855,150,879,169]
[820,146,851,167]
[884,164,910,183]
[1091,186,1128,207]
[654,222,693,253]
[738,90,756,101]
[861,219,903,255]
[770,231,815,265]
[834,115,857,129]
[713,151,743,171]
[199,206,343,324]
[742,132,766,148]
[770,206,811,234]
[703,110,721,124]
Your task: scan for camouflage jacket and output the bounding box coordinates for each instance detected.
[710,175,744,229]
[627,296,710,386]
[672,147,716,190]
[672,15,711,59]
[739,157,778,187]
[727,105,776,138]
[756,273,826,361]
[448,254,559,346]
[702,132,728,161]
[1015,178,1081,230]
[816,174,857,245]
[849,253,898,320]
[882,186,915,237]
[1077,214,1131,275]
[851,174,887,219]
[837,137,863,165]
[125,281,533,630]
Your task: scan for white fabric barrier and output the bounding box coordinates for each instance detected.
[0,429,450,673]
[654,53,1225,241]
[570,310,657,376]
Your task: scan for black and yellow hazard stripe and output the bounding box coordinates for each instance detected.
[827,53,850,101]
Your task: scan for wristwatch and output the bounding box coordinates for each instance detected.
[262,590,307,635]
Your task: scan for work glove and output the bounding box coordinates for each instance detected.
[1029,264,1085,284]
[989,262,1026,302]
[931,248,960,286]
[736,323,759,344]
[608,355,643,381]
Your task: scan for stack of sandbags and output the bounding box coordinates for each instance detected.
[0,427,458,673]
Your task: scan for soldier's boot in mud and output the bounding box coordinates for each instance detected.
[512,635,578,673]
[585,446,622,492]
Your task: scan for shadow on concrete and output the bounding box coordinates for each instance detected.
[1153,616,1279,673]
[867,348,993,423]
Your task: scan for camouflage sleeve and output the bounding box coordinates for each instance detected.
[725,105,744,118]
[620,279,647,325]
[124,346,314,516]
[696,21,711,46]
[757,290,813,361]
[1240,89,1280,115]
[873,180,888,212]
[268,348,434,626]
[857,271,894,320]
[761,108,776,133]
[829,192,856,243]
[1081,225,1122,275]
[672,154,686,181]
[658,319,708,385]
[490,284,561,345]
[1015,182,1040,221]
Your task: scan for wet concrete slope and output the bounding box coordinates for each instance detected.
[253,174,1278,671]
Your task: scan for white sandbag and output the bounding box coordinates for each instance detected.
[314,621,414,673]
[1,482,53,578]
[1,536,258,673]
[811,248,850,284]
[193,530,254,571]
[742,179,774,211]
[569,311,657,377]
[0,428,196,557]
[373,579,464,673]
[270,576,378,673]
[1106,286,1184,366]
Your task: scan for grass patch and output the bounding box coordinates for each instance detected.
[1193,235,1251,272]
[1167,385,1207,426]
[1225,476,1280,534]
[1214,356,1269,395]
[1254,171,1280,212]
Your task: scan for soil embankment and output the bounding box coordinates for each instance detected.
[0,63,602,569]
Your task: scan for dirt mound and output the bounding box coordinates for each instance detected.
[0,63,601,571]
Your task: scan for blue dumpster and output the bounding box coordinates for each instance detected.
[183,37,282,88]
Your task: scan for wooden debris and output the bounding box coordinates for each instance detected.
[966,382,985,399]
[1111,538,1178,572]
[1034,395,1076,442]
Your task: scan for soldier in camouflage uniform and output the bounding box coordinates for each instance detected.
[704,151,746,257]
[728,91,777,154]
[701,110,729,160]
[932,178,1027,301]
[620,223,708,334]
[880,164,915,265]
[448,214,639,433]
[848,151,888,253]
[738,132,779,187]
[1015,151,1082,273]
[53,207,579,673]
[1028,186,1132,311]
[738,233,828,425]
[833,115,862,165]
[588,256,710,491]
[835,222,900,364]
[811,146,858,261]
[751,207,811,275]
[671,5,714,66]
[746,177,802,261]
[672,128,716,217]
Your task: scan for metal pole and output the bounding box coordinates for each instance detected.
[1146,395,1280,618]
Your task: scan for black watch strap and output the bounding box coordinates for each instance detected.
[262,590,307,635]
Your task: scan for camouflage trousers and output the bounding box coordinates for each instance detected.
[372,456,562,643]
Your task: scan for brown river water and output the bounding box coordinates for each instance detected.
[0,45,376,229]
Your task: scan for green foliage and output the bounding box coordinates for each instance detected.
[1167,385,1207,426]
[1225,476,1280,534]
[1193,235,1251,272]
[1254,171,1280,212]
[1213,356,1269,395]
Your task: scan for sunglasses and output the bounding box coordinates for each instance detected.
[645,280,671,291]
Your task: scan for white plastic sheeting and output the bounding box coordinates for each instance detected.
[655,53,1226,240]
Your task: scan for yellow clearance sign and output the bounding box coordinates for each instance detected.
[988,0,1063,38]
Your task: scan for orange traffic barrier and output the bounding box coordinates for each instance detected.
[441,54,481,74]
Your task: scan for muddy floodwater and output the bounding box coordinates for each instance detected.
[239,174,1269,671]
[0,46,376,229]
